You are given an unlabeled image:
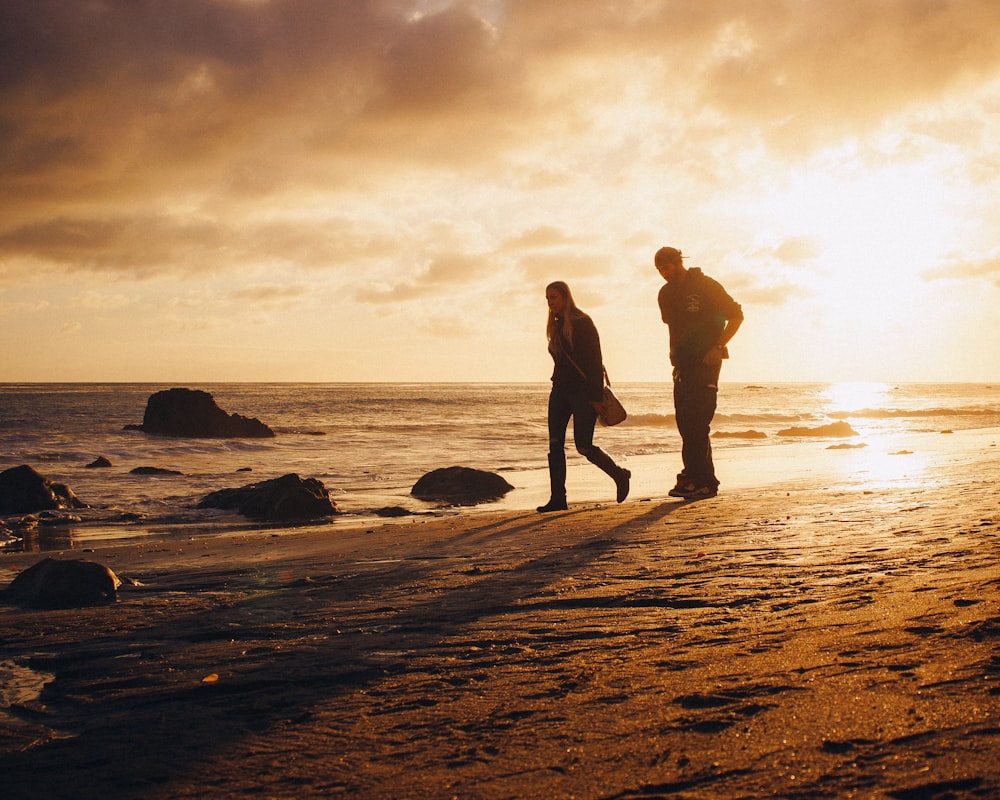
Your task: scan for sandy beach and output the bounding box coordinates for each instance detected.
[2,429,999,799]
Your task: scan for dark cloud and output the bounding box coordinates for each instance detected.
[0,212,397,276]
[5,0,999,182]
[522,1,1000,125]
[693,0,1000,150]
[0,2,497,193]
[0,0,376,93]
[377,4,509,112]
[0,215,227,274]
[3,0,1000,280]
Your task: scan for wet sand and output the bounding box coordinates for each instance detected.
[2,430,999,799]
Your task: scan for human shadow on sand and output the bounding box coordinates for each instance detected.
[1,502,687,798]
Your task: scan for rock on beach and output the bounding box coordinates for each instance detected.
[1,557,121,609]
[127,388,275,438]
[411,466,515,504]
[198,473,339,522]
[778,420,859,437]
[0,465,87,515]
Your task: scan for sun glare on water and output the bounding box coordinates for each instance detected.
[822,381,892,413]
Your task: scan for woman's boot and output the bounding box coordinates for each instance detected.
[537,451,568,512]
[586,447,630,503]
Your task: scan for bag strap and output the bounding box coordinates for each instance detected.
[563,350,611,388]
[562,350,585,380]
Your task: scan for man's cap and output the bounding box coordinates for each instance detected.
[654,246,683,266]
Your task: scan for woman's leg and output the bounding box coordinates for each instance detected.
[539,388,572,512]
[572,392,631,503]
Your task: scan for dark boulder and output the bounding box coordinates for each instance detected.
[130,466,183,476]
[0,465,87,515]
[86,456,112,468]
[777,421,858,438]
[127,388,274,438]
[198,473,339,523]
[2,558,121,609]
[374,506,412,518]
[411,466,514,505]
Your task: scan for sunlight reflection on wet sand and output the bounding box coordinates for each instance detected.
[711,428,992,496]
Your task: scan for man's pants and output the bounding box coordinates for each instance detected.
[673,363,721,488]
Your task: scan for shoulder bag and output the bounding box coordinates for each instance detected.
[563,353,627,427]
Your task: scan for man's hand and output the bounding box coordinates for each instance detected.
[703,346,724,366]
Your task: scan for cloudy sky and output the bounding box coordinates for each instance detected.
[3,0,1000,383]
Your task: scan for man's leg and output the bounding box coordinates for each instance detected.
[674,365,720,490]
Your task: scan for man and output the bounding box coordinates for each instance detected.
[655,246,743,499]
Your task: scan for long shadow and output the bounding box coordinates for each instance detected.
[1,502,685,799]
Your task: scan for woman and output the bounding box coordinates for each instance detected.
[538,281,630,513]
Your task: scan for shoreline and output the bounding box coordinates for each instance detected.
[4,425,998,553]
[1,425,998,797]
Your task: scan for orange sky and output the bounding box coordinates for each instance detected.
[3,0,1000,383]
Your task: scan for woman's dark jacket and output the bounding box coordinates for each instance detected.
[549,313,604,403]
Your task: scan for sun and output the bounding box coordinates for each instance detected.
[782,148,957,271]
[735,138,970,380]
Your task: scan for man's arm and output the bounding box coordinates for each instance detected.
[703,295,743,366]
[716,315,742,349]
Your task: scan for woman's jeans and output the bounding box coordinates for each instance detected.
[546,384,621,498]
[548,384,598,456]
[673,363,721,488]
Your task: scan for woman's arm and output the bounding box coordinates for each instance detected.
[574,316,605,402]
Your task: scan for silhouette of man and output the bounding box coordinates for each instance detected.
[655,246,743,499]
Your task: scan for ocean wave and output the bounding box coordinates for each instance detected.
[621,413,675,427]
[717,412,813,423]
[626,412,813,427]
[828,406,999,419]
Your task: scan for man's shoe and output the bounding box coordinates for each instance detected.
[680,484,718,500]
[615,469,631,503]
[537,498,568,513]
[668,480,696,498]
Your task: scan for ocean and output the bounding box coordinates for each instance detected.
[1,382,998,551]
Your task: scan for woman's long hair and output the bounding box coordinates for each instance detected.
[546,281,585,356]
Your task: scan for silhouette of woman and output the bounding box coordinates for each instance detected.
[539,281,630,512]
